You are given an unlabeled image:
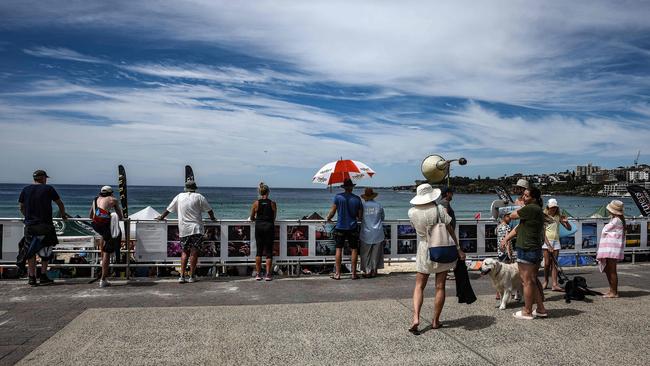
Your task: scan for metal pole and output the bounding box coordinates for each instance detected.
[125,219,130,280]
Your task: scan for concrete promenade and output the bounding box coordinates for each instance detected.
[1,263,649,365]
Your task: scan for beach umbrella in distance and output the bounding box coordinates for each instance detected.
[312,159,375,187]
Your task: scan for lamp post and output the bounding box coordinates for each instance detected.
[420,154,468,185]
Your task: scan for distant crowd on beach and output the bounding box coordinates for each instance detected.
[17,169,629,329]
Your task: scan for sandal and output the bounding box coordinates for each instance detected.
[532,310,548,318]
[408,324,420,335]
[513,310,534,320]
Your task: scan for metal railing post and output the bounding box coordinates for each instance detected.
[125,219,130,280]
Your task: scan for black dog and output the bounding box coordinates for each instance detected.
[564,276,603,303]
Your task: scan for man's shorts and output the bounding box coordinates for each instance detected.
[333,228,360,250]
[92,222,122,253]
[255,221,275,257]
[542,239,561,251]
[180,234,204,253]
[515,248,542,265]
[24,224,58,260]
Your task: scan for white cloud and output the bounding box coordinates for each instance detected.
[23,46,108,64]
[5,1,649,109]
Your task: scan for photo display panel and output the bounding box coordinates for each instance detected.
[287,225,309,256]
[459,225,477,253]
[581,223,598,249]
[485,224,498,253]
[626,222,641,247]
[316,223,336,256]
[397,224,417,255]
[228,225,251,257]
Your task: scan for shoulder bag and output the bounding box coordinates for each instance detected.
[427,205,458,263]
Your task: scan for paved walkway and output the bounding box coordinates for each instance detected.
[1,263,650,365]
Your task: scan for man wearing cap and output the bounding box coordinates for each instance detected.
[438,186,456,231]
[326,178,363,280]
[18,170,68,286]
[89,185,123,288]
[157,181,217,283]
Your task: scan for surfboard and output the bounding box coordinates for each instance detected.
[494,186,514,204]
[185,165,195,183]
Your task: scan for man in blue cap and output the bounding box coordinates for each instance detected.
[438,186,456,230]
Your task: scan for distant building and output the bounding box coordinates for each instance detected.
[628,170,649,182]
[576,163,600,178]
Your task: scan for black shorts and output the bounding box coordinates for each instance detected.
[92,222,122,253]
[255,221,275,257]
[23,224,58,260]
[333,228,360,250]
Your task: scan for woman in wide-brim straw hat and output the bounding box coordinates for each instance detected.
[596,200,626,298]
[359,188,385,278]
[407,184,465,333]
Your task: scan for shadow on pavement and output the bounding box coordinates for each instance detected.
[125,281,158,287]
[618,290,650,298]
[442,315,496,331]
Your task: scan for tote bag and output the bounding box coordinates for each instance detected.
[426,205,458,263]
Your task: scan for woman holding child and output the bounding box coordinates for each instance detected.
[501,186,548,320]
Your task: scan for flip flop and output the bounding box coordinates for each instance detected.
[513,310,534,320]
[431,323,443,329]
[408,324,420,335]
[532,310,548,318]
[330,274,341,280]
[351,275,360,280]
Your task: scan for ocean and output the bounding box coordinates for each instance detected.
[0,184,640,220]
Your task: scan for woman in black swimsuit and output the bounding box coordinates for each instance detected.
[250,184,277,281]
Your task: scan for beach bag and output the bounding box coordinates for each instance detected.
[427,205,458,263]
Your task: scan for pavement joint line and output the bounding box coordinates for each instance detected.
[393,297,497,365]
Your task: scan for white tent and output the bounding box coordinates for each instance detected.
[120,206,161,237]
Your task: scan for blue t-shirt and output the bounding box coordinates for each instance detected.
[18,184,60,225]
[333,192,362,230]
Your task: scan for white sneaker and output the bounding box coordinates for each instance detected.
[99,279,111,288]
[187,275,197,283]
[178,276,186,283]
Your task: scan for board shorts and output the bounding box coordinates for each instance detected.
[542,239,561,251]
[515,248,542,265]
[180,234,204,253]
[255,221,275,257]
[333,228,360,250]
[24,224,58,260]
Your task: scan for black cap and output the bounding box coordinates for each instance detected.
[33,170,49,178]
[340,178,356,188]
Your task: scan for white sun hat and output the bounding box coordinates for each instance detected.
[410,183,441,205]
[547,198,558,208]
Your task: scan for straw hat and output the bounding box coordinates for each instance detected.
[361,187,378,200]
[410,183,441,205]
[513,179,529,189]
[606,200,624,216]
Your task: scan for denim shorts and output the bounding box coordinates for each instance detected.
[515,248,542,265]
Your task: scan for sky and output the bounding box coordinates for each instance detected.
[1,0,649,187]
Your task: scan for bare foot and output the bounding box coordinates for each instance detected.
[551,286,564,292]
[408,322,420,334]
[603,293,619,298]
[431,322,443,329]
[542,282,549,290]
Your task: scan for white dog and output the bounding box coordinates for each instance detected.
[480,258,522,310]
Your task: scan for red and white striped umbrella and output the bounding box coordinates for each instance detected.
[312,159,375,186]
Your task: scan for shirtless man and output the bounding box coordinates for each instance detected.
[89,185,123,288]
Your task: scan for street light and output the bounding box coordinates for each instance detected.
[421,154,468,184]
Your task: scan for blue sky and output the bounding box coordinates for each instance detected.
[1,0,649,187]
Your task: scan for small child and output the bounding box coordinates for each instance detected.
[496,213,513,263]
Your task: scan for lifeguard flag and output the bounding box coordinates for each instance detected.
[627,185,650,216]
[474,212,481,220]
